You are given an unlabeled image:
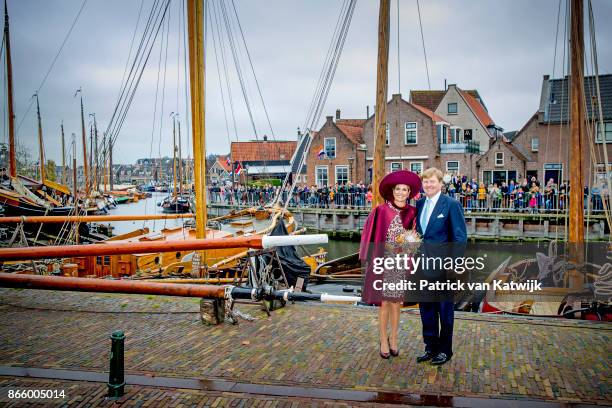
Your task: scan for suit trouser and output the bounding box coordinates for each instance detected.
[419,301,454,356]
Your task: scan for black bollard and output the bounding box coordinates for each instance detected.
[107,330,125,399]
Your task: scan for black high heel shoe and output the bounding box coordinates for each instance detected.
[380,342,390,359]
[389,339,399,357]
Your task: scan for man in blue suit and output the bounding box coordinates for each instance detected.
[415,168,467,365]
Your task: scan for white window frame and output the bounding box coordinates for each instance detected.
[390,162,403,172]
[595,122,612,143]
[385,123,390,145]
[450,127,461,144]
[335,165,349,185]
[495,152,504,166]
[531,137,539,152]
[448,102,458,114]
[324,137,336,158]
[404,122,418,145]
[409,161,423,174]
[446,161,460,173]
[315,166,328,187]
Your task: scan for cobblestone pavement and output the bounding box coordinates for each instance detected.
[0,288,610,406]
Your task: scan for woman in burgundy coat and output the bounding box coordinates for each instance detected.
[359,170,421,359]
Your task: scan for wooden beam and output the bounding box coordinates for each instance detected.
[569,0,585,264]
[372,0,390,207]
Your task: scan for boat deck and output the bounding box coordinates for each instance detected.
[0,288,609,406]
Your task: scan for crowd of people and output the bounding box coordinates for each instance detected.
[208,173,610,213]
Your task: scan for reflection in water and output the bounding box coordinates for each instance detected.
[107,192,184,235]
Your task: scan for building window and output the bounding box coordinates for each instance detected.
[385,123,390,145]
[446,161,459,174]
[531,137,539,152]
[450,127,461,144]
[495,152,504,166]
[316,166,328,187]
[448,102,458,114]
[596,122,612,143]
[410,162,423,174]
[404,122,417,144]
[324,138,336,158]
[390,162,402,172]
[335,165,349,185]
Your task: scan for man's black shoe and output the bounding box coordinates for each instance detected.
[416,351,435,363]
[430,352,451,365]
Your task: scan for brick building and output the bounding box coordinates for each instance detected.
[230,137,296,183]
[208,155,232,185]
[361,94,481,181]
[479,74,612,186]
[306,111,366,187]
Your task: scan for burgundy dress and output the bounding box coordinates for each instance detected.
[359,201,417,305]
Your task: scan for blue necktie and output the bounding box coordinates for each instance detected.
[421,199,432,231]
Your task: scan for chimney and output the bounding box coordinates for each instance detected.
[366,105,370,118]
[263,135,268,141]
[326,115,333,124]
[336,109,341,120]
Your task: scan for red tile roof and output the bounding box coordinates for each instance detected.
[409,102,447,123]
[230,140,296,162]
[336,118,366,127]
[216,155,232,172]
[336,123,364,145]
[410,90,481,112]
[459,90,495,127]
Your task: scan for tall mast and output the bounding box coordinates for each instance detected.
[35,93,46,182]
[372,0,390,207]
[92,114,99,193]
[178,117,183,196]
[71,134,78,243]
[88,123,93,190]
[102,132,107,193]
[61,122,66,185]
[172,114,177,198]
[187,0,207,239]
[109,137,113,190]
[76,89,89,196]
[569,0,585,261]
[4,0,15,178]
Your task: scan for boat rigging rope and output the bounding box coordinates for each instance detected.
[14,0,88,140]
[587,0,612,232]
[416,0,431,91]
[276,0,356,208]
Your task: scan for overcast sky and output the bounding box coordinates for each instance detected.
[2,0,611,165]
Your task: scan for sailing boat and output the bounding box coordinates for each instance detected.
[160,115,191,214]
[480,0,611,320]
[0,3,76,233]
[68,0,309,281]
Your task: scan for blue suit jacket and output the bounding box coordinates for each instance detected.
[416,194,467,243]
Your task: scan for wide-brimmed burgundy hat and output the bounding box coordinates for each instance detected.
[379,170,421,201]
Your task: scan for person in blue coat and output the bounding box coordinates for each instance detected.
[414,167,467,366]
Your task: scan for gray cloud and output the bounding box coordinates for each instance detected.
[3,0,611,165]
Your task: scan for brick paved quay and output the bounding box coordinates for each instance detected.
[0,288,610,407]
